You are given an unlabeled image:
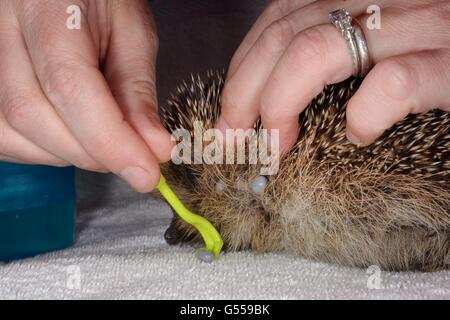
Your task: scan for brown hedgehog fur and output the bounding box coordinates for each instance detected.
[159,71,450,271]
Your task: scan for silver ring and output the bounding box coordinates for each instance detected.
[353,21,371,77]
[329,8,371,78]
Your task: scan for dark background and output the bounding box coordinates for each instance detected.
[151,0,269,104]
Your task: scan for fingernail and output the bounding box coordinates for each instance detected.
[120,166,152,192]
[346,129,362,146]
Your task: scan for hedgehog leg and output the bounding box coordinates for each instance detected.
[164,212,199,245]
[164,215,183,245]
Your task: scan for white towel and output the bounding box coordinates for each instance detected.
[0,172,449,299]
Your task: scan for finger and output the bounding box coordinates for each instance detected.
[0,20,104,172]
[104,0,174,163]
[0,114,68,166]
[219,0,377,135]
[346,50,450,146]
[0,155,28,164]
[17,0,161,191]
[227,0,434,77]
[357,3,450,63]
[228,0,316,77]
[259,24,352,151]
[260,5,450,151]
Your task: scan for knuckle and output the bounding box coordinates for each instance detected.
[265,0,284,18]
[287,28,328,69]
[257,18,295,57]
[374,60,417,101]
[42,62,85,106]
[2,93,37,130]
[266,0,293,18]
[85,131,119,163]
[115,77,156,106]
[130,78,156,103]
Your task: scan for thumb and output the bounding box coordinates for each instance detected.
[104,0,174,163]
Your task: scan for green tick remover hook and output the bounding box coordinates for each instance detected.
[156,175,223,258]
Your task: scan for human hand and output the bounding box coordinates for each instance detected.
[0,0,174,192]
[217,0,450,151]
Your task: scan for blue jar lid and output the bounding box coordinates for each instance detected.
[0,163,76,213]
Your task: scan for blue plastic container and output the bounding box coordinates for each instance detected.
[0,162,76,261]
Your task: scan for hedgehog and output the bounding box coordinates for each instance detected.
[159,70,450,271]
